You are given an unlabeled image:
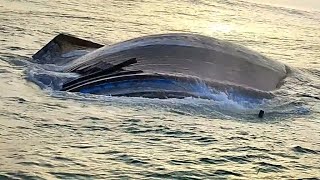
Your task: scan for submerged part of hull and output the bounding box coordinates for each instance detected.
[65,73,273,99]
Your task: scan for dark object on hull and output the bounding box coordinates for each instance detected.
[61,58,139,91]
[31,33,288,100]
[258,110,264,118]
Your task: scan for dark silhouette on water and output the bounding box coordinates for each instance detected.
[258,110,264,118]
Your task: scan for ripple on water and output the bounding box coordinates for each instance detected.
[177,135,218,145]
[79,116,105,121]
[69,144,96,149]
[213,170,243,177]
[49,172,94,180]
[227,136,250,141]
[198,157,228,164]
[217,146,271,153]
[52,156,88,168]
[17,161,55,168]
[112,154,149,167]
[81,125,111,131]
[169,159,196,165]
[194,136,218,143]
[35,123,78,131]
[146,170,203,180]
[52,156,73,161]
[147,169,244,179]
[292,146,319,154]
[94,150,122,155]
[2,171,43,180]
[0,69,11,73]
[255,161,288,173]
[222,155,252,164]
[123,123,196,137]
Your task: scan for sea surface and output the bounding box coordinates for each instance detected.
[0,0,320,179]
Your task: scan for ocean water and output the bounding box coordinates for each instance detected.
[0,0,320,179]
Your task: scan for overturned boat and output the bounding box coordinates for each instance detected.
[31,33,288,100]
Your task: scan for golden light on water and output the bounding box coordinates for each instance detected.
[208,23,233,33]
[0,0,319,179]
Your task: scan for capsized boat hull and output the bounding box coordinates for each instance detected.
[31,33,288,100]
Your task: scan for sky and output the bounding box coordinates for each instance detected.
[245,0,320,11]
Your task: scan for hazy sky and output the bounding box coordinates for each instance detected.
[245,0,320,11]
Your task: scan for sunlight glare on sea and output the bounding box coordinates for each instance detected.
[0,0,319,179]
